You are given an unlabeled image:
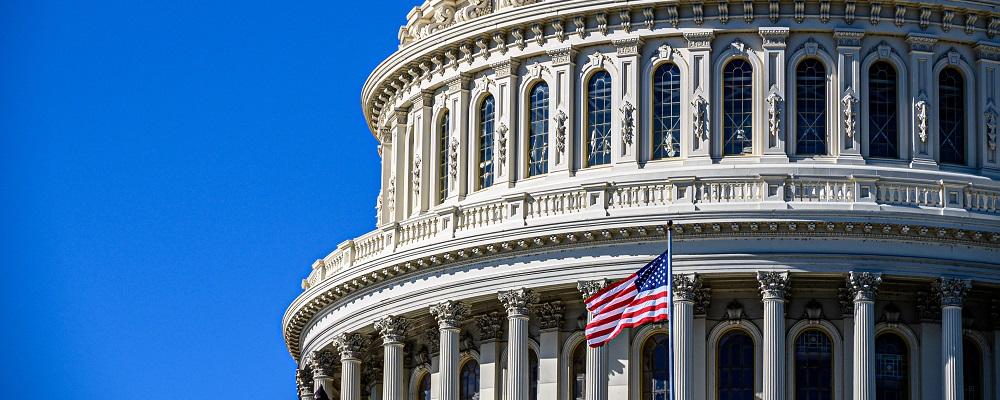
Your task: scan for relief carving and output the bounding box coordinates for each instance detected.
[766,85,783,141]
[620,100,635,147]
[841,88,859,139]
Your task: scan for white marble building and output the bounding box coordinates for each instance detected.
[283,1,1000,399]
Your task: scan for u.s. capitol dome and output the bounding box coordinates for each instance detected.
[284,1,1000,399]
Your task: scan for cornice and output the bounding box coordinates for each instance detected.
[282,218,1000,361]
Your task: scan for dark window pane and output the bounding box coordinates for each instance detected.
[460,360,480,400]
[572,341,586,400]
[479,96,495,188]
[875,333,908,400]
[418,373,431,400]
[439,111,450,203]
[642,333,671,400]
[796,59,827,155]
[964,337,983,400]
[587,71,612,166]
[868,62,898,158]
[939,68,965,165]
[653,63,682,159]
[718,331,754,400]
[795,330,833,400]
[723,59,754,155]
[529,83,550,176]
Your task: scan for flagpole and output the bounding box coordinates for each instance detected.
[666,220,675,400]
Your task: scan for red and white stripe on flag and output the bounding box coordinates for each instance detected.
[582,250,671,347]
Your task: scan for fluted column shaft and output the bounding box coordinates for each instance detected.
[430,301,470,400]
[579,280,610,400]
[939,278,971,400]
[499,288,539,400]
[758,271,790,400]
[849,271,882,400]
[672,273,701,400]
[341,356,362,400]
[375,315,410,400]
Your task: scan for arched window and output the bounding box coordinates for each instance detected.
[479,95,495,189]
[460,359,480,400]
[964,337,983,400]
[653,63,682,159]
[939,68,965,165]
[528,82,550,176]
[795,329,834,400]
[723,59,754,156]
[529,349,539,400]
[868,61,899,159]
[642,332,671,400]
[416,372,431,400]
[439,111,450,203]
[718,330,754,400]
[587,71,613,166]
[796,59,827,155]
[571,341,586,400]
[875,332,908,400]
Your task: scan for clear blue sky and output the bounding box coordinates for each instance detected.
[1,1,408,398]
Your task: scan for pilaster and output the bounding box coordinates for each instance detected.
[757,271,790,400]
[476,312,505,400]
[975,42,1000,171]
[613,37,643,166]
[413,91,435,213]
[547,46,577,176]
[536,301,564,400]
[445,75,471,200]
[907,34,938,168]
[492,59,520,188]
[834,30,864,162]
[683,31,715,163]
[391,107,410,221]
[759,28,790,161]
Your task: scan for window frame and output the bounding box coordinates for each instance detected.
[720,58,756,157]
[584,69,614,168]
[650,61,683,161]
[526,81,550,178]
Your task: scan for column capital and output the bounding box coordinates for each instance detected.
[613,37,644,56]
[757,271,790,300]
[334,332,371,361]
[936,278,972,307]
[759,27,789,48]
[430,300,471,329]
[578,279,612,299]
[374,315,411,344]
[499,288,539,317]
[906,33,938,53]
[491,59,520,78]
[536,300,565,330]
[296,368,314,396]
[833,29,864,48]
[546,46,577,66]
[975,41,1000,62]
[847,271,882,302]
[683,30,715,50]
[672,273,703,302]
[307,349,339,377]
[476,311,506,341]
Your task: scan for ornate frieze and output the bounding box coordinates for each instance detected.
[613,37,643,57]
[547,46,575,66]
[936,278,971,307]
[308,349,338,377]
[333,332,371,361]
[757,271,790,300]
[578,279,611,299]
[977,41,1000,62]
[535,300,564,330]
[833,30,864,47]
[847,271,882,302]
[430,300,471,329]
[498,288,539,316]
[374,315,411,344]
[906,33,937,53]
[476,311,506,340]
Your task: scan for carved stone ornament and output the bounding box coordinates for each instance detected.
[375,189,383,225]
[497,122,508,169]
[837,287,854,315]
[535,300,565,330]
[620,100,636,147]
[657,44,675,60]
[914,97,929,143]
[841,88,859,139]
[986,107,997,155]
[476,311,506,341]
[554,110,568,154]
[804,299,825,321]
[731,38,749,53]
[412,154,422,197]
[498,288,539,316]
[725,300,746,320]
[847,271,882,302]
[766,85,782,140]
[757,271,790,300]
[587,51,610,68]
[386,176,396,216]
[296,368,314,395]
[527,62,549,80]
[423,329,441,353]
[374,315,410,344]
[916,290,941,321]
[578,279,611,299]
[881,302,902,324]
[935,277,971,307]
[691,94,709,141]
[672,273,703,302]
[333,332,371,361]
[308,349,338,377]
[448,138,460,179]
[458,0,492,22]
[430,300,471,329]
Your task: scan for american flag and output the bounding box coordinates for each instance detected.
[583,248,672,347]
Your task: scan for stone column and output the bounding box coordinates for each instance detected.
[375,315,410,400]
[939,278,972,400]
[476,312,505,400]
[334,333,370,400]
[759,27,790,160]
[578,279,611,400]
[682,31,714,162]
[537,301,564,400]
[498,288,539,400]
[430,300,470,400]
[546,46,576,175]
[672,273,701,400]
[833,30,864,161]
[906,34,938,166]
[847,272,883,400]
[612,37,642,165]
[297,368,315,400]
[309,349,340,400]
[757,271,790,400]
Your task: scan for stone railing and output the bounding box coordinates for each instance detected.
[398,0,546,47]
[302,175,1000,289]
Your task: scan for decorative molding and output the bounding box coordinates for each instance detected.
[841,87,859,139]
[757,271,790,300]
[759,27,789,48]
[914,96,929,143]
[620,100,635,147]
[986,106,997,161]
[412,154,422,197]
[497,122,508,169]
[578,279,611,299]
[833,29,864,47]
[613,37,643,57]
[691,93,709,142]
[846,271,882,302]
[535,300,565,330]
[429,300,471,329]
[374,315,410,344]
[916,290,941,321]
[498,287,539,316]
[683,31,715,50]
[554,110,568,154]
[547,46,576,66]
[476,311,506,341]
[448,138,459,179]
[766,85,783,141]
[906,33,938,53]
[308,349,339,377]
[586,51,612,69]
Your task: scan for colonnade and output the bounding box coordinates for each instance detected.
[299,273,975,400]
